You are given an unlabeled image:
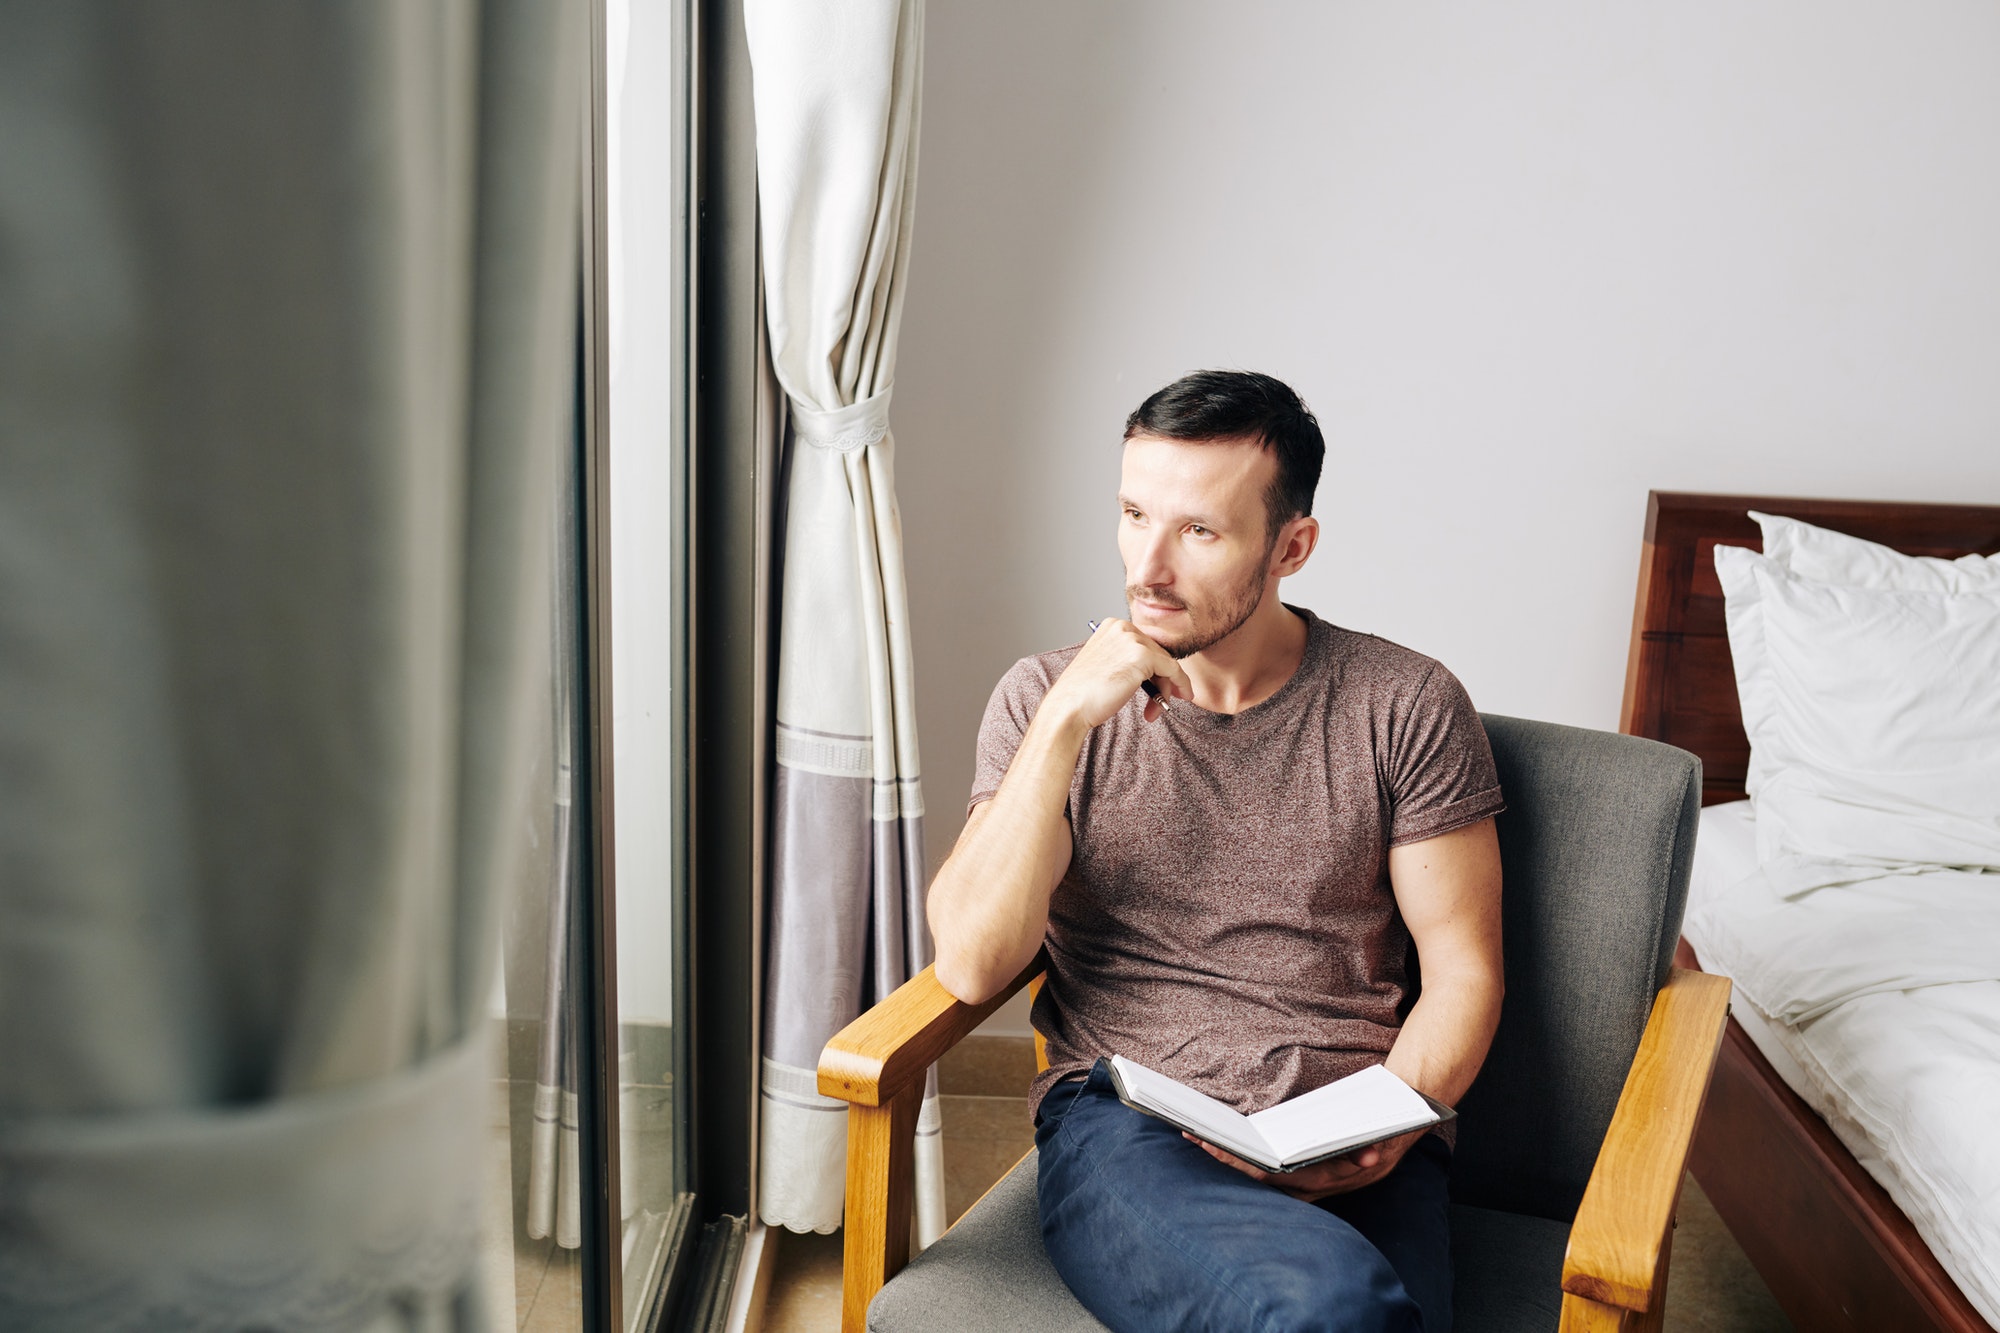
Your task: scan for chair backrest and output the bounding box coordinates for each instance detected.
[1449,715,1701,1223]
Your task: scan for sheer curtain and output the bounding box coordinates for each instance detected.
[0,3,580,1328]
[525,487,587,1253]
[745,0,945,1244]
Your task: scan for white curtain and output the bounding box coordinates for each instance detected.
[525,487,586,1252]
[745,0,944,1243]
[0,3,579,1328]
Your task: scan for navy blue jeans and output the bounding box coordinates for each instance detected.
[1036,1062,1453,1333]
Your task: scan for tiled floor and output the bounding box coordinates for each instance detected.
[483,1089,584,1332]
[761,1036,1793,1332]
[761,1228,846,1333]
[518,1248,585,1333]
[1664,1180,1792,1332]
[479,1023,680,1332]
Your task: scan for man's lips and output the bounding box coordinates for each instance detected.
[1130,598,1187,617]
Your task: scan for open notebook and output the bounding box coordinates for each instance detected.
[1107,1055,1453,1174]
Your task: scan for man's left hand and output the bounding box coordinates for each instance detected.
[1185,1128,1429,1202]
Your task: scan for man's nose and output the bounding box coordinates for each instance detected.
[1130,528,1176,590]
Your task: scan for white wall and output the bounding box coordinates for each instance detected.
[897,2,2000,1033]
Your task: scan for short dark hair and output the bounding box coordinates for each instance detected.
[1123,370,1324,540]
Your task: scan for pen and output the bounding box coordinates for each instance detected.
[1086,618,1170,710]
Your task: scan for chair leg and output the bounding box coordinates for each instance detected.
[1028,975,1050,1074]
[841,1081,919,1333]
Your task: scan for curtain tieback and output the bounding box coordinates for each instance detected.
[0,1034,490,1332]
[791,389,893,452]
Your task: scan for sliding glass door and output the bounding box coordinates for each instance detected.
[601,0,701,1325]
[483,2,716,1330]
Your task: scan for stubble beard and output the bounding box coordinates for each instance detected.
[1126,553,1272,661]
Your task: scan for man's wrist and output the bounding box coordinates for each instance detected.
[1027,693,1093,752]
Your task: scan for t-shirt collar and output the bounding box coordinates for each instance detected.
[1166,603,1328,731]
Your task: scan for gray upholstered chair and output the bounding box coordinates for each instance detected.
[817,715,1728,1333]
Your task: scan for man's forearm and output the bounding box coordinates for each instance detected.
[928,704,1088,1003]
[1382,967,1503,1108]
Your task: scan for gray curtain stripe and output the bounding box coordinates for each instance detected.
[776,722,874,741]
[764,767,876,1071]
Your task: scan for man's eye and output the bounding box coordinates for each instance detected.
[1188,525,1209,537]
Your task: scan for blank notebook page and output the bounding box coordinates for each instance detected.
[1109,1057,1274,1160]
[1247,1064,1432,1161]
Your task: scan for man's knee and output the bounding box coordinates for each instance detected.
[1251,1250,1423,1333]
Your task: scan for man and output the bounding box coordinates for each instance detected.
[927,371,1505,1332]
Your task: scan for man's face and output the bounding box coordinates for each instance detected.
[1117,434,1281,659]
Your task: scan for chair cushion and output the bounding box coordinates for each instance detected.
[1448,1203,1570,1333]
[869,1153,1572,1333]
[870,1154,1100,1333]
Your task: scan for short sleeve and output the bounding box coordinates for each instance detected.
[1386,663,1506,846]
[966,656,1058,814]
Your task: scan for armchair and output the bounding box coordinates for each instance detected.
[817,716,1731,1332]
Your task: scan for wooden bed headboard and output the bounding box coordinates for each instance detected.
[1618,490,2000,806]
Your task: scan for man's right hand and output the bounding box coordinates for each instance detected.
[1046,618,1193,728]
[929,621,1188,1003]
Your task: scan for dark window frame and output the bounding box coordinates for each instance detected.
[574,0,762,1326]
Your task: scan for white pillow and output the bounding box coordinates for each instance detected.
[1733,510,2000,798]
[1751,510,2000,592]
[1714,544,2000,896]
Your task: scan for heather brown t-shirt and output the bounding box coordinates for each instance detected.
[967,607,1505,1123]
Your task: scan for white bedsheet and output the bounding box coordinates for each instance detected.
[1683,801,2000,1328]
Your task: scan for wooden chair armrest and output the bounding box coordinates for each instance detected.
[818,954,1046,1333]
[1560,966,1732,1329]
[818,953,1048,1106]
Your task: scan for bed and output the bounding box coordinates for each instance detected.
[1620,490,2000,1333]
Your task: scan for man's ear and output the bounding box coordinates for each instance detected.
[1271,514,1319,578]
